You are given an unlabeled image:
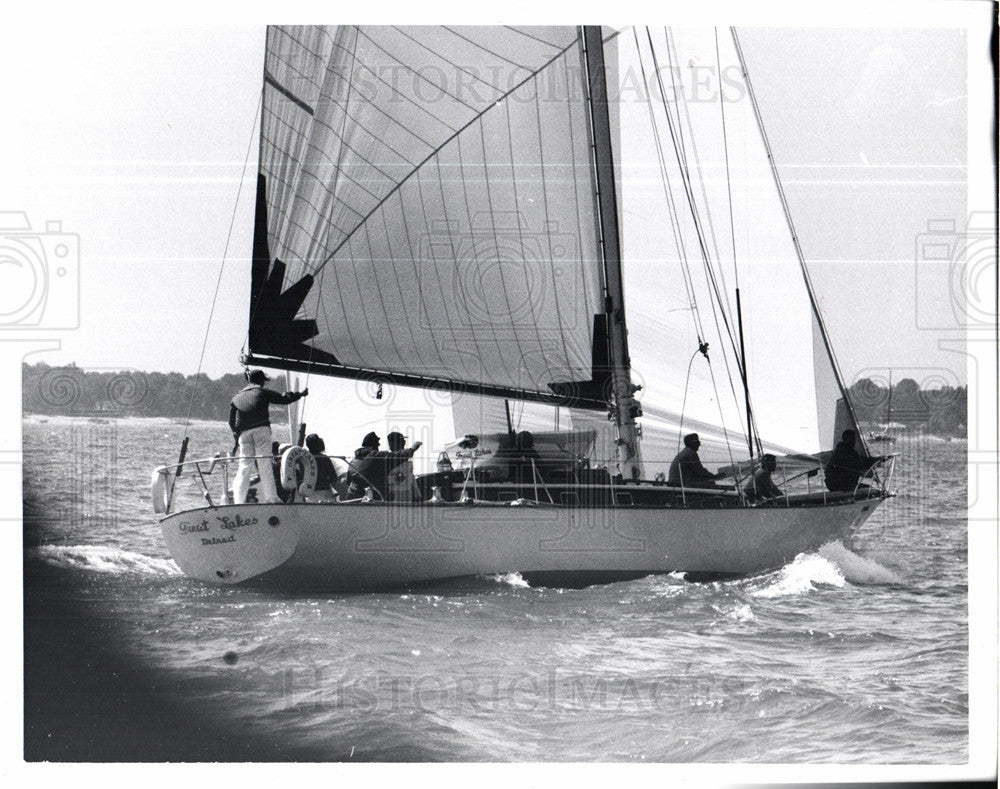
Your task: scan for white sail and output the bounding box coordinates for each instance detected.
[253,25,854,475]
[255,26,609,404]
[618,28,845,466]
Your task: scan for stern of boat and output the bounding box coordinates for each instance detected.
[159,505,301,584]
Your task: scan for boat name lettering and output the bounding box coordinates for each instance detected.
[201,536,237,546]
[178,519,210,534]
[456,448,493,459]
[216,514,259,531]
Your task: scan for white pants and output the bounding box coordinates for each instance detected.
[233,426,279,504]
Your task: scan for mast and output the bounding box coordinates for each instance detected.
[735,288,756,459]
[582,26,643,479]
[730,27,868,451]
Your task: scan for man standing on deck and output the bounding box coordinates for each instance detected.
[668,433,727,488]
[229,370,308,504]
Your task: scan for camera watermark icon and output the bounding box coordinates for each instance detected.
[847,367,966,443]
[914,212,996,331]
[0,211,80,329]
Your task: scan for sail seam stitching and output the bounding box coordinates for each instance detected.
[309,34,583,275]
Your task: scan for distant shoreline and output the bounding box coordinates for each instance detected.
[22,412,965,442]
[22,362,967,440]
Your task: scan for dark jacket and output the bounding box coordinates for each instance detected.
[668,446,717,487]
[228,384,304,436]
[313,454,337,492]
[824,440,880,492]
[347,447,390,498]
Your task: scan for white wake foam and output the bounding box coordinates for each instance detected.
[28,544,181,576]
[818,541,903,585]
[751,552,846,598]
[486,571,530,588]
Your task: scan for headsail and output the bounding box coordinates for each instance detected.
[249,26,619,410]
[618,27,853,467]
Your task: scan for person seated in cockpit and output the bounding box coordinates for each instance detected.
[667,433,728,489]
[384,431,423,502]
[824,430,887,493]
[743,453,783,503]
[305,433,338,502]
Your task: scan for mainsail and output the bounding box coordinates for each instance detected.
[249,26,619,409]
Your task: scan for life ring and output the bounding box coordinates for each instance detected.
[151,468,172,514]
[280,446,317,497]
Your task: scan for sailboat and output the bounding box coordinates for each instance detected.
[152,25,894,590]
[868,371,899,444]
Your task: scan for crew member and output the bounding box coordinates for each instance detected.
[305,433,338,502]
[824,430,885,493]
[346,432,387,499]
[667,433,727,488]
[228,370,307,504]
[743,453,784,503]
[385,431,423,502]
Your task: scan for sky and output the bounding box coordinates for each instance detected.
[0,5,991,401]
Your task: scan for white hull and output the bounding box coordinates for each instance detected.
[159,497,883,590]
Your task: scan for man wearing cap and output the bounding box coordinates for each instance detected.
[385,431,423,501]
[346,432,384,498]
[667,433,727,488]
[229,370,308,504]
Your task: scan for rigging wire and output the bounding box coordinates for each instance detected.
[716,28,761,458]
[645,28,753,456]
[714,27,741,291]
[675,347,703,453]
[648,28,740,364]
[729,26,865,450]
[657,29,743,372]
[632,28,743,470]
[185,89,264,431]
[666,27,733,313]
[630,28,705,342]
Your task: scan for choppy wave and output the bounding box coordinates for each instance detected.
[747,541,902,598]
[749,552,847,598]
[486,571,531,588]
[20,417,968,763]
[27,544,181,576]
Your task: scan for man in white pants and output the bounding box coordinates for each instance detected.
[228,369,308,504]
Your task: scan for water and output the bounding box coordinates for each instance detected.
[23,416,969,762]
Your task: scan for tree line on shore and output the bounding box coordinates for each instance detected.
[21,362,287,423]
[847,377,966,437]
[22,363,967,438]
